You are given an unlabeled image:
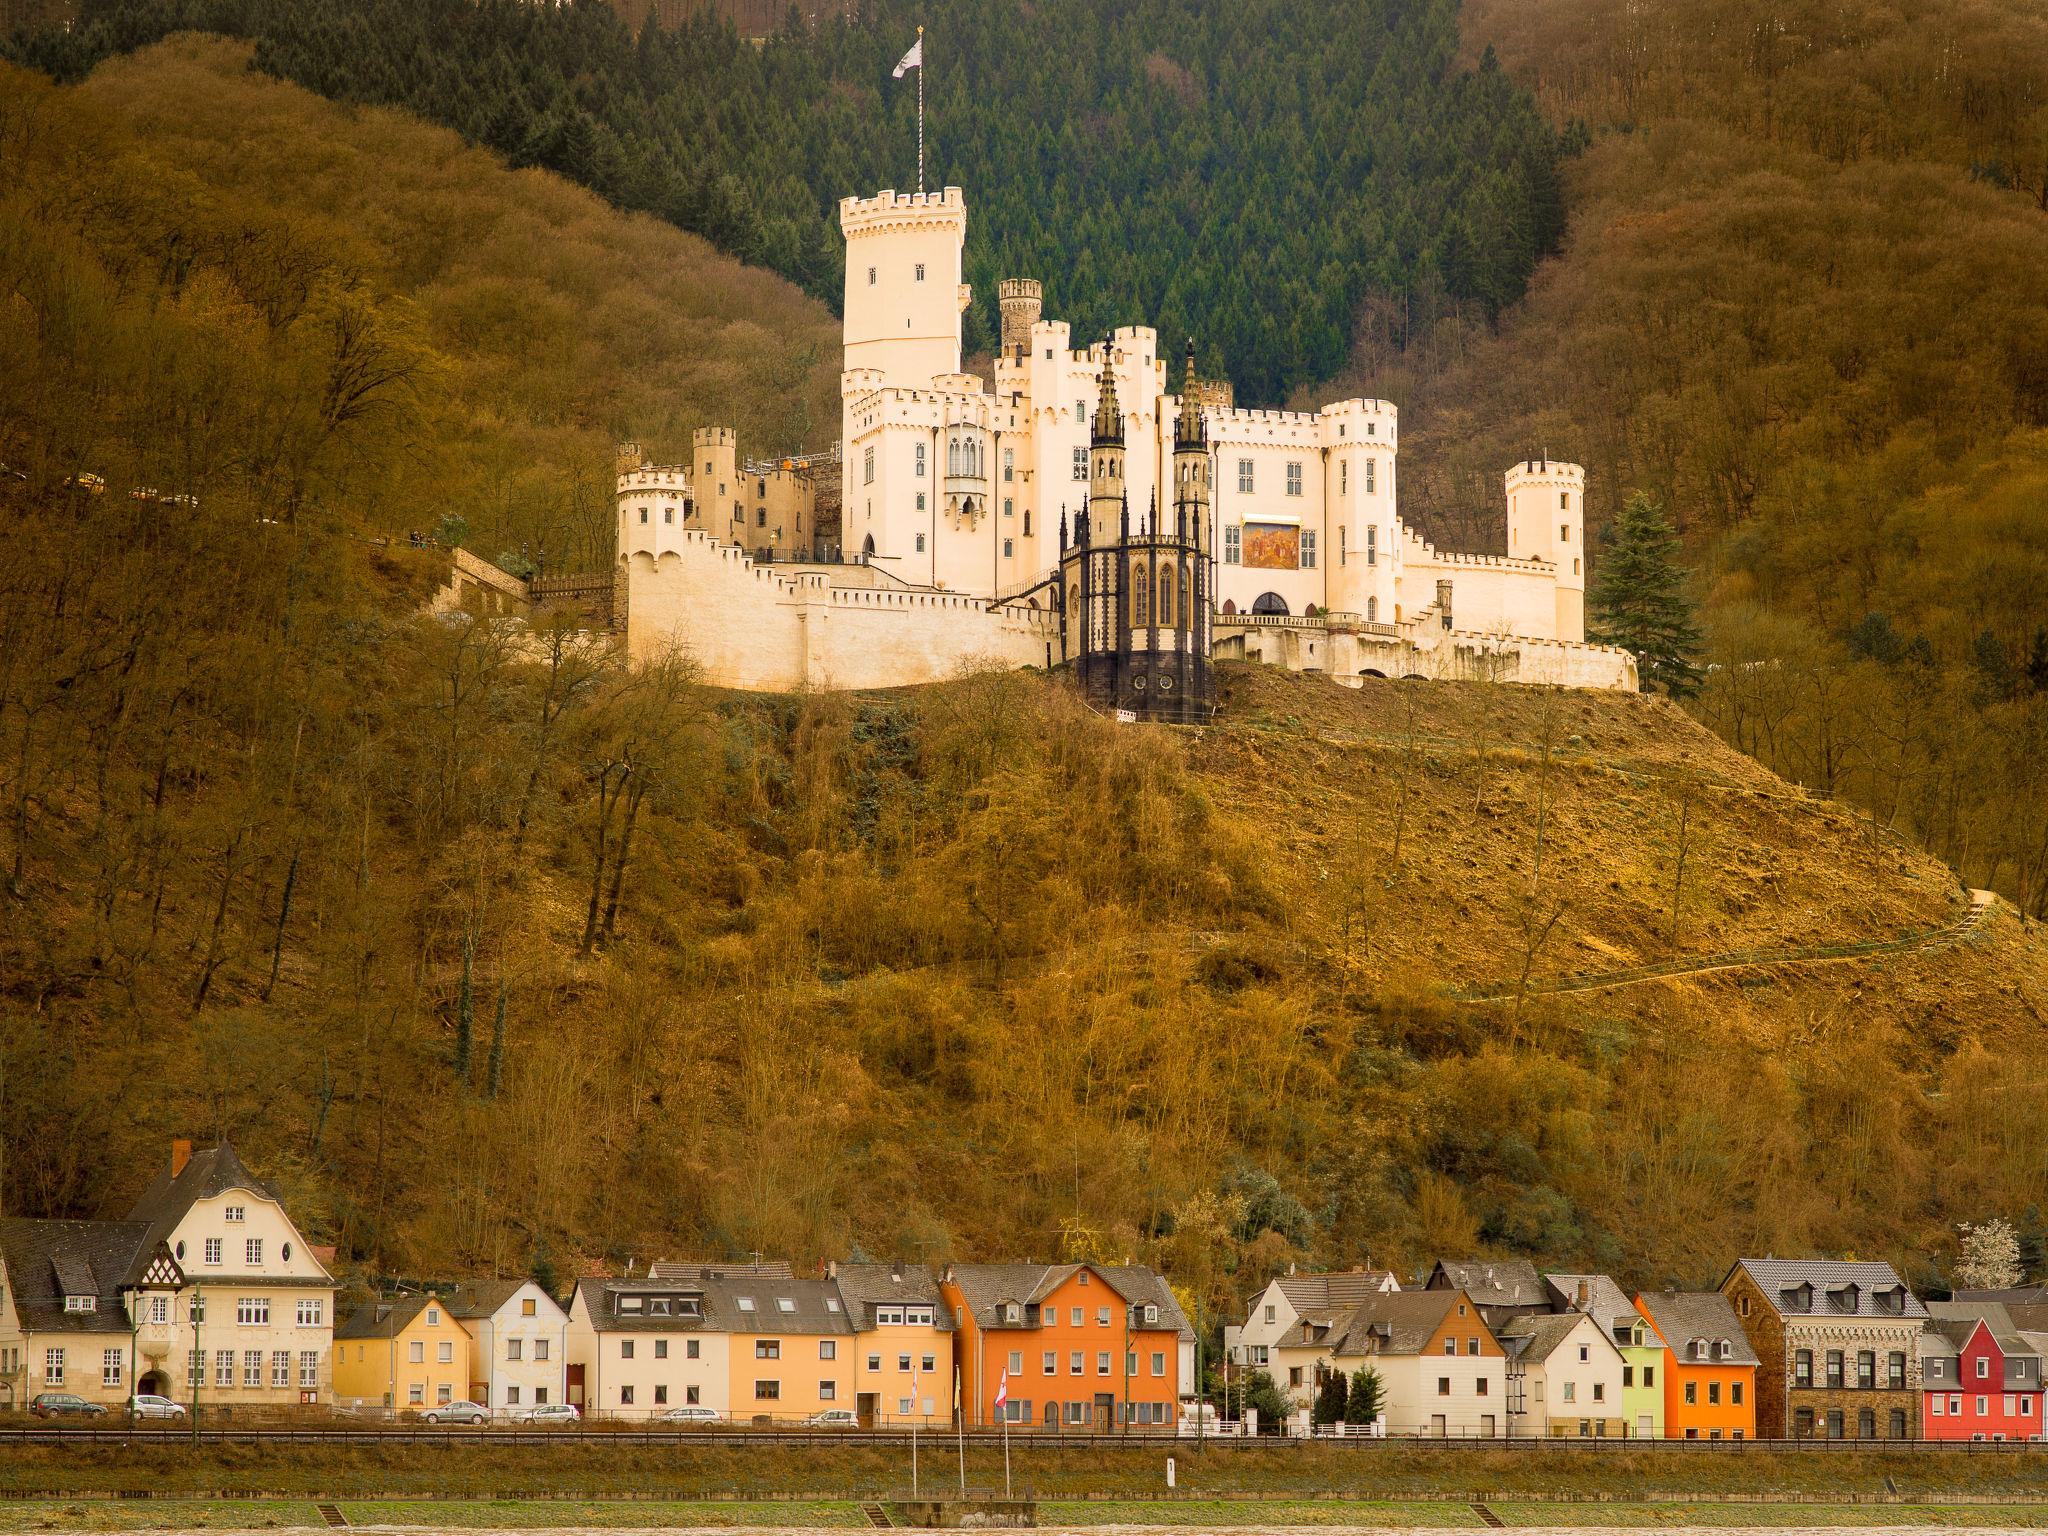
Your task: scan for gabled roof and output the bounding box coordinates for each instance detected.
[0,1218,150,1336]
[1546,1274,1649,1341]
[126,1144,280,1249]
[946,1263,1192,1339]
[1282,1287,1468,1358]
[830,1262,956,1330]
[443,1279,563,1321]
[1635,1291,1759,1367]
[1269,1269,1399,1314]
[1928,1300,2034,1358]
[1726,1259,1926,1320]
[1429,1258,1545,1310]
[336,1295,437,1341]
[1497,1310,1599,1366]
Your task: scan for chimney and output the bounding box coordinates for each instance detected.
[170,1139,193,1178]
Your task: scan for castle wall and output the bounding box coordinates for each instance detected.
[1400,525,1564,641]
[622,532,1055,692]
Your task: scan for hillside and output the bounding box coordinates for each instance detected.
[1318,0,2048,921]
[7,35,2048,1327]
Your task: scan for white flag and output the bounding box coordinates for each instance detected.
[892,37,922,77]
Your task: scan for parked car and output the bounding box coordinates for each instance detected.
[128,1395,186,1419]
[806,1408,859,1429]
[658,1405,723,1425]
[30,1393,107,1418]
[421,1400,490,1425]
[512,1403,581,1426]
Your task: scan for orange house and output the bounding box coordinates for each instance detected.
[1635,1290,1759,1440]
[942,1263,1191,1430]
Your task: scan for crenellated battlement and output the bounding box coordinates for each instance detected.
[617,465,691,495]
[839,186,967,237]
[692,426,736,448]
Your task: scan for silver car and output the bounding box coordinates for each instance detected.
[129,1395,187,1419]
[421,1400,489,1425]
[513,1403,581,1426]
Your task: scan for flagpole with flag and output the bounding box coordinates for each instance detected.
[996,1369,1011,1498]
[910,1363,919,1497]
[892,27,925,193]
[955,1363,966,1496]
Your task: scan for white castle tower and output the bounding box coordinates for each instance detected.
[838,187,969,387]
[1505,459,1587,642]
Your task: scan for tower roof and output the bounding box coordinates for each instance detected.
[1091,335,1123,448]
[1176,339,1206,451]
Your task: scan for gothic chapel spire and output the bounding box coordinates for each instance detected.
[1092,334,1123,447]
[1176,338,1206,450]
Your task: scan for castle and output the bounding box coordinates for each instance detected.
[614,186,1637,708]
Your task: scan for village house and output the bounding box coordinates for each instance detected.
[563,1266,758,1418]
[0,1140,335,1413]
[942,1263,1190,1429]
[332,1294,474,1413]
[445,1279,568,1414]
[1635,1289,1758,1440]
[1919,1301,2046,1441]
[1228,1266,1399,1374]
[1269,1286,1505,1437]
[1498,1309,1628,1438]
[720,1271,856,1423]
[1425,1259,1547,1332]
[827,1260,955,1425]
[1546,1274,1665,1440]
[1722,1258,1926,1439]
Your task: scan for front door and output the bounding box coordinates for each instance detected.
[857,1392,878,1427]
[1482,1414,1497,1438]
[1095,1392,1115,1431]
[1638,1414,1653,1439]
[566,1363,585,1407]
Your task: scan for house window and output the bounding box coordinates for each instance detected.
[238,1297,269,1326]
[654,1385,669,1406]
[916,492,926,511]
[1826,1351,1844,1389]
[1365,459,1376,494]
[1237,459,1254,494]
[1003,537,1014,557]
[245,1239,263,1266]
[620,1385,635,1407]
[1732,1381,1744,1404]
[1978,1356,1991,1380]
[864,447,875,485]
[1096,1307,1110,1327]
[43,1348,65,1386]
[1795,1350,1813,1387]
[1073,448,1087,481]
[1827,1409,1844,1439]
[1438,1377,1450,1396]
[243,1350,262,1387]
[1070,1352,1084,1375]
[1289,1366,1304,1388]
[820,1381,837,1400]
[1859,1350,1876,1388]
[1071,1307,1084,1326]
[1152,1352,1165,1376]
[508,1339,524,1361]
[224,1206,245,1223]
[102,1348,123,1387]
[1004,497,1014,519]
[297,1299,323,1326]
[1709,1381,1722,1405]
[1860,1407,1877,1438]
[1224,525,1241,565]
[535,1340,549,1360]
[685,1385,700,1405]
[1624,1365,1635,1388]
[820,1340,837,1360]
[1560,523,1570,542]
[687,1340,700,1359]
[410,1341,425,1364]
[216,1350,234,1387]
[272,1352,290,1388]
[1890,1408,1907,1438]
[64,1294,94,1314]
[205,1238,222,1266]
[1563,1382,1576,1402]
[1933,1395,1946,1417]
[1043,1352,1056,1374]
[1302,529,1316,569]
[149,1295,169,1325]
[1024,509,1032,536]
[1096,1352,1111,1376]
[756,508,766,528]
[922,1354,935,1372]
[1593,1383,1605,1402]
[300,1352,319,1388]
[1644,1366,1655,1387]
[755,1380,780,1400]
[1560,491,1570,510]
[522,1299,537,1317]
[1476,1376,1488,1396]
[1285,462,1302,497]
[756,1340,781,1359]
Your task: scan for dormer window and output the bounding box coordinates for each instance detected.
[650,1298,671,1315]
[64,1294,95,1314]
[1005,1303,1021,1323]
[619,1296,644,1313]
[1144,1305,1158,1324]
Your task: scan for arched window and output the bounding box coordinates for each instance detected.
[1367,596,1378,621]
[861,533,875,562]
[1222,599,1237,616]
[1252,592,1289,615]
[1132,564,1149,628]
[1158,562,1175,627]
[1067,582,1079,617]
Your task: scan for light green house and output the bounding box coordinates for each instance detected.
[1545,1274,1665,1440]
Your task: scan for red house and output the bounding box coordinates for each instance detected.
[1920,1302,2045,1441]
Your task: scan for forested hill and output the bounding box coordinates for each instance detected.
[9,0,1566,405]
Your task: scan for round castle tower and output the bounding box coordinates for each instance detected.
[1505,459,1587,642]
[998,278,1043,355]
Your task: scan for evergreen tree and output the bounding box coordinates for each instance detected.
[1345,1364,1385,1425]
[454,929,475,1079]
[1312,1364,1348,1424]
[1589,491,1704,698]
[485,980,507,1099]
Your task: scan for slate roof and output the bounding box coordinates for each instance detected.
[1728,1259,1926,1319]
[1636,1291,1760,1367]
[125,1144,283,1258]
[443,1280,531,1320]
[1430,1259,1545,1311]
[573,1271,853,1335]
[1497,1311,1593,1366]
[1271,1269,1399,1313]
[336,1295,434,1341]
[1955,1287,2048,1305]
[1928,1300,2035,1357]
[830,1262,956,1330]
[1545,1274,1646,1339]
[0,1218,150,1335]
[947,1263,1193,1339]
[1280,1288,1465,1358]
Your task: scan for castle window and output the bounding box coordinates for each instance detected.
[915,263,926,281]
[867,266,876,285]
[915,443,926,477]
[1003,537,1014,557]
[757,508,767,527]
[1286,462,1302,497]
[639,508,648,524]
[916,533,926,552]
[1340,461,1348,495]
[1367,525,1377,566]
[1004,498,1013,518]
[1223,525,1241,565]
[1560,523,1570,542]
[1367,422,1375,436]
[1575,558,1581,574]
[1365,459,1376,494]
[1159,565,1175,627]
[1237,459,1254,494]
[1024,510,1032,536]
[916,493,926,511]
[864,447,875,485]
[1072,448,1087,481]
[664,507,673,524]
[1339,526,1347,565]
[1560,491,1570,510]
[1132,565,1149,628]
[1302,529,1316,568]
[1004,449,1014,483]
[1367,597,1377,621]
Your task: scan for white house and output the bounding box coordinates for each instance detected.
[1232,1267,1400,1373]
[447,1280,568,1413]
[1499,1310,1629,1438]
[1268,1287,1507,1437]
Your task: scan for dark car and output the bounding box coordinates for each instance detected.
[30,1392,108,1418]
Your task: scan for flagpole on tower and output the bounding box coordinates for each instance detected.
[917,24,925,194]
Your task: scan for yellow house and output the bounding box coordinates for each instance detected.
[332,1295,474,1415]
[829,1261,955,1426]
[720,1275,854,1422]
